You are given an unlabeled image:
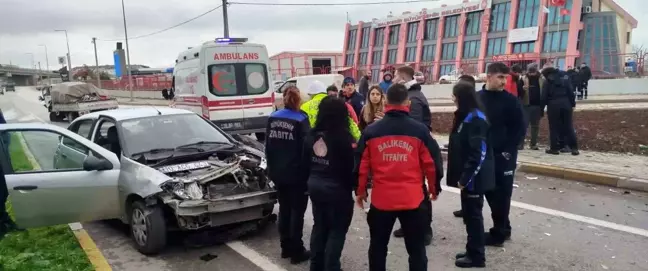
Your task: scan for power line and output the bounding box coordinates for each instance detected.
[99,5,223,42]
[229,0,440,6]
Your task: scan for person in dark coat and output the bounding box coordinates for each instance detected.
[264,86,311,264]
[578,63,592,99]
[447,82,495,268]
[541,66,580,156]
[521,65,545,150]
[478,62,526,247]
[341,77,365,118]
[358,70,372,98]
[451,75,476,218]
[304,96,356,271]
[0,108,19,239]
[391,66,443,246]
[355,83,441,271]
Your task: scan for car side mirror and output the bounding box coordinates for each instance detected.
[83,155,113,171]
[38,96,44,101]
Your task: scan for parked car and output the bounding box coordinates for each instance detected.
[0,108,276,255]
[2,80,16,92]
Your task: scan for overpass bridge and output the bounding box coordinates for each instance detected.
[0,65,59,86]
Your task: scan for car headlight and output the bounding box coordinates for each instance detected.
[163,180,204,200]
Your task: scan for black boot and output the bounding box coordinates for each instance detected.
[559,147,571,153]
[393,228,404,238]
[455,255,486,268]
[484,233,505,247]
[453,210,463,218]
[571,149,580,156]
[545,149,560,155]
[290,249,311,264]
[456,252,467,259]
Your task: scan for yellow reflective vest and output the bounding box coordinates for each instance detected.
[300,93,361,141]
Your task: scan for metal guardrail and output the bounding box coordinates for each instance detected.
[0,66,58,76]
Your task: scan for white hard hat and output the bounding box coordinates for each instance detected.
[307,80,327,95]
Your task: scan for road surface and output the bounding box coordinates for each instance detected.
[2,87,648,271]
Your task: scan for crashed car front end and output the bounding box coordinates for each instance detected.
[151,152,277,230]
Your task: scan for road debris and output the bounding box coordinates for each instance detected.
[525,176,539,180]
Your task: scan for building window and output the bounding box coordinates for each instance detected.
[405,46,417,62]
[371,68,380,83]
[512,42,535,53]
[389,25,400,45]
[490,2,511,32]
[465,11,483,36]
[387,49,398,64]
[347,29,358,49]
[546,0,573,25]
[516,0,540,28]
[345,53,354,66]
[542,30,568,52]
[360,27,371,48]
[627,32,631,44]
[424,19,438,40]
[358,52,368,65]
[374,28,385,47]
[444,15,460,38]
[407,22,419,43]
[463,40,481,58]
[440,64,455,76]
[441,43,457,60]
[372,50,383,65]
[486,37,506,56]
[421,45,436,61]
[581,15,621,74]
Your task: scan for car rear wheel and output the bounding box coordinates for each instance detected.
[130,201,167,255]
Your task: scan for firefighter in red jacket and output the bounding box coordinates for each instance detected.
[354,83,442,271]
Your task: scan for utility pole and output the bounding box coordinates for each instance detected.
[39,44,50,85]
[38,61,42,83]
[222,0,230,38]
[121,0,134,101]
[92,37,101,88]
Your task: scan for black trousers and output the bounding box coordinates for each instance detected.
[578,81,588,98]
[276,185,309,254]
[368,201,428,271]
[461,190,485,262]
[547,105,578,151]
[485,155,516,242]
[309,199,353,271]
[422,186,433,235]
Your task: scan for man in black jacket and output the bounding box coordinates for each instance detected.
[358,70,371,98]
[578,63,592,99]
[264,95,311,264]
[391,66,443,246]
[522,65,545,150]
[478,62,526,247]
[341,77,365,118]
[541,66,579,156]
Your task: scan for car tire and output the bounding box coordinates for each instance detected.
[49,112,58,122]
[130,201,168,255]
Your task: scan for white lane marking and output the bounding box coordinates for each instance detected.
[442,185,648,238]
[226,241,288,271]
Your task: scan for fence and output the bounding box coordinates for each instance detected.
[89,74,172,91]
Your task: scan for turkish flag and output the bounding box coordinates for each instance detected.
[560,8,570,16]
[550,0,566,6]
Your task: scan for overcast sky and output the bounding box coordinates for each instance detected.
[0,0,645,70]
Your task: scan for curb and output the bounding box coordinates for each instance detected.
[17,133,113,270]
[440,151,648,192]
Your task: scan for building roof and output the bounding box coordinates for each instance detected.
[605,0,638,28]
[270,51,342,59]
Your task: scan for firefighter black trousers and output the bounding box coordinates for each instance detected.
[276,185,309,255]
[309,199,353,271]
[368,201,428,271]
[461,190,485,263]
[485,154,516,242]
[547,105,578,151]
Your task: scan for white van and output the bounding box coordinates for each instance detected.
[172,38,273,138]
[273,74,344,111]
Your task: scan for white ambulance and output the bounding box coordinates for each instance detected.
[172,38,273,139]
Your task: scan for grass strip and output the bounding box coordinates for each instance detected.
[0,133,94,271]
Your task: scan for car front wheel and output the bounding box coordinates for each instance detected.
[130,201,167,255]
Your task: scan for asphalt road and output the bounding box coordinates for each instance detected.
[2,87,648,271]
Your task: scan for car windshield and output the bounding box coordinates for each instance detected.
[119,113,231,156]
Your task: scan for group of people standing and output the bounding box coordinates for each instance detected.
[264,62,536,270]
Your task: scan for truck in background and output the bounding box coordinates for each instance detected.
[39,82,118,123]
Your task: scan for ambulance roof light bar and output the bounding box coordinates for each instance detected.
[215,38,248,43]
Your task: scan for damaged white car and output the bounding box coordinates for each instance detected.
[0,108,277,255]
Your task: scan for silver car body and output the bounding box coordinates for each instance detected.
[1,107,276,230]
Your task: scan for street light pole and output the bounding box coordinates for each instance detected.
[121,0,134,101]
[55,30,72,71]
[39,44,51,84]
[92,37,101,88]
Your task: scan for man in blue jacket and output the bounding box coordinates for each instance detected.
[478,62,526,247]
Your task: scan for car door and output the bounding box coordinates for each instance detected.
[0,123,121,228]
[54,119,96,169]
